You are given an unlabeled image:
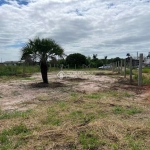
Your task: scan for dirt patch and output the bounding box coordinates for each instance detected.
[0,72,149,111]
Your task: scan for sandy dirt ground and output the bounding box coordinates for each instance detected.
[0,71,149,111]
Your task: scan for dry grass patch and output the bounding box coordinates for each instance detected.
[1,72,150,149]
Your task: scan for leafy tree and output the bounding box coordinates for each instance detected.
[112,57,121,63]
[91,54,103,68]
[21,37,64,83]
[86,56,91,64]
[66,53,86,68]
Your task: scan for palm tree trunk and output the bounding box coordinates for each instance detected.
[40,61,48,83]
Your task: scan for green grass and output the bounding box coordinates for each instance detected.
[0,65,40,76]
[57,101,69,111]
[84,93,103,99]
[0,123,30,150]
[42,107,62,126]
[2,123,30,136]
[69,110,84,124]
[84,91,133,101]
[107,90,133,99]
[20,77,36,80]
[113,106,142,115]
[79,131,99,149]
[124,135,147,150]
[142,68,150,73]
[0,70,150,149]
[0,109,33,120]
[133,74,150,85]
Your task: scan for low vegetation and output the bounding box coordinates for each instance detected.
[0,68,150,149]
[0,89,150,149]
[0,65,40,76]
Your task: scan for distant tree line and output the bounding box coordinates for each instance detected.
[49,53,122,69]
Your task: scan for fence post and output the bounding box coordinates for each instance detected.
[124,59,126,78]
[23,63,25,76]
[130,57,132,83]
[113,63,115,72]
[111,63,113,72]
[120,60,122,74]
[138,53,143,86]
[118,61,120,73]
[116,62,117,72]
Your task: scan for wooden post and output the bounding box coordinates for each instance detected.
[130,57,132,83]
[124,59,126,78]
[138,53,143,86]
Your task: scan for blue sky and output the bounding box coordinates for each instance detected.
[0,0,150,61]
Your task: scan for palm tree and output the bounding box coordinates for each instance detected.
[104,56,107,65]
[126,53,130,58]
[21,37,65,83]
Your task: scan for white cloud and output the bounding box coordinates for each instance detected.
[0,0,150,61]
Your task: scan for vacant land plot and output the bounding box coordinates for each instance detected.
[0,70,150,150]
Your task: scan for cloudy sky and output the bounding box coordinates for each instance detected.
[0,0,150,61]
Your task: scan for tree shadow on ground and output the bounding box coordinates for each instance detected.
[29,82,66,88]
[64,77,87,82]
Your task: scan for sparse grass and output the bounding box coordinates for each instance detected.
[41,107,62,126]
[79,131,99,149]
[2,123,30,136]
[133,73,150,85]
[0,65,40,76]
[84,93,103,99]
[0,109,33,120]
[0,123,30,150]
[20,77,36,80]
[113,106,142,115]
[1,70,150,149]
